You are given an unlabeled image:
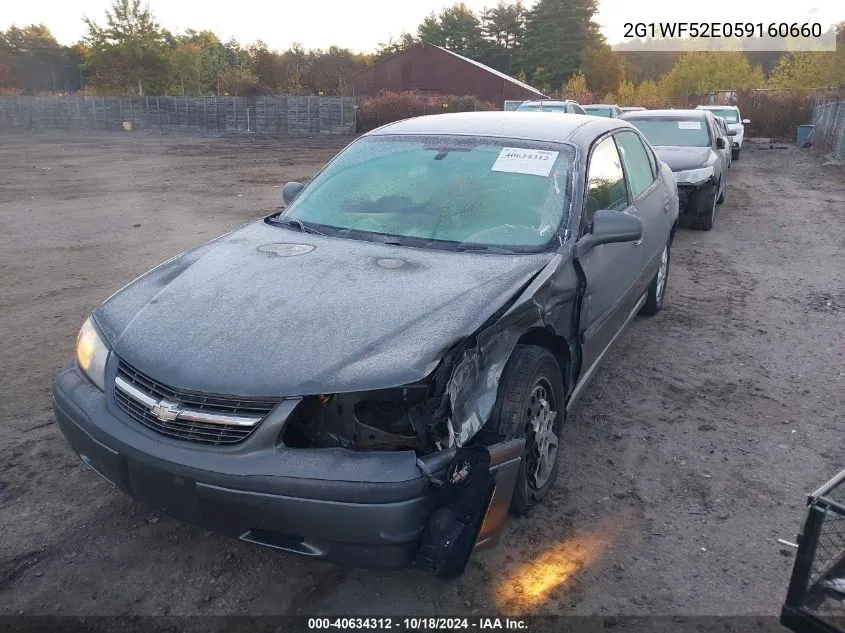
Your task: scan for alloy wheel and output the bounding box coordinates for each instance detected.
[524,380,559,490]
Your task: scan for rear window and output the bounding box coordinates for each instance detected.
[623,117,711,148]
[705,108,740,123]
[515,103,568,112]
[585,106,612,117]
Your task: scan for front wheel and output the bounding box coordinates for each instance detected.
[732,147,740,160]
[641,241,670,316]
[486,345,565,515]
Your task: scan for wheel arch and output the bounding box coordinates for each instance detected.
[515,327,572,393]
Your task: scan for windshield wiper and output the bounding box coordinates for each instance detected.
[455,244,518,254]
[272,217,324,235]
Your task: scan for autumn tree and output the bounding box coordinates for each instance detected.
[615,79,635,105]
[768,26,845,89]
[83,0,170,95]
[521,0,603,89]
[634,79,661,107]
[581,44,623,96]
[658,51,765,104]
[563,71,592,102]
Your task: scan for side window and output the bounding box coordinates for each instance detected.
[571,104,586,115]
[615,131,656,200]
[585,136,629,226]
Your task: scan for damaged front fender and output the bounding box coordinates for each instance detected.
[445,246,580,446]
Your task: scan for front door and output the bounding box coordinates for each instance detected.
[576,134,644,377]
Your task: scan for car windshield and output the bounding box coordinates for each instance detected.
[706,108,740,123]
[278,135,575,251]
[624,117,711,147]
[584,106,612,117]
[515,103,568,112]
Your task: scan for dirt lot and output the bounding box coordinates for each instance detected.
[1,132,844,621]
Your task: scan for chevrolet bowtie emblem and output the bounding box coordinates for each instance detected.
[150,399,182,422]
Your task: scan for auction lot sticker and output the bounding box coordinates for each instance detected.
[492,148,559,177]
[678,121,702,130]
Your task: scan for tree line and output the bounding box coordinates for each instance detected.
[1,0,843,103]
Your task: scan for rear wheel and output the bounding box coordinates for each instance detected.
[641,242,670,316]
[487,345,565,515]
[732,147,740,160]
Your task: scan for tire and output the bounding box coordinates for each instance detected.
[486,345,565,515]
[686,184,717,231]
[641,241,670,316]
[732,147,740,160]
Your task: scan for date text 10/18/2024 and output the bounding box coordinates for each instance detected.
[307,618,529,630]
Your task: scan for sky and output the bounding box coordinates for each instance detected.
[2,0,842,52]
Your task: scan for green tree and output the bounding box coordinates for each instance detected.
[374,33,416,61]
[581,44,623,97]
[480,1,526,71]
[417,3,487,59]
[520,0,603,89]
[82,0,170,95]
[0,24,77,93]
[658,51,765,104]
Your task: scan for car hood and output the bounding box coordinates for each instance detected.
[93,220,555,397]
[653,146,714,172]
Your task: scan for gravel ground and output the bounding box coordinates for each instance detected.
[1,133,843,622]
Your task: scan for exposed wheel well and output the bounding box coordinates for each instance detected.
[670,219,678,245]
[516,328,571,391]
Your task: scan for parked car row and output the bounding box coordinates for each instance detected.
[507,98,751,231]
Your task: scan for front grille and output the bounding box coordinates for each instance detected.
[114,360,280,445]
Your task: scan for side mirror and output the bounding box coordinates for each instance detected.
[726,129,738,137]
[716,137,727,149]
[282,182,305,205]
[574,209,643,258]
[742,119,750,124]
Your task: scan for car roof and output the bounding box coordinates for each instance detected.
[697,104,739,110]
[367,111,632,145]
[584,104,616,108]
[620,109,708,119]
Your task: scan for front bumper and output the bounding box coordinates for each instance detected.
[53,362,451,568]
[676,182,717,216]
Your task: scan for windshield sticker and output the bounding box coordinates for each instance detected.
[492,148,559,177]
[678,121,702,130]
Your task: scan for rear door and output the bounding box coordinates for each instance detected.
[575,134,644,375]
[614,129,671,280]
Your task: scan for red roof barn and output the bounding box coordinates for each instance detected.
[352,42,545,107]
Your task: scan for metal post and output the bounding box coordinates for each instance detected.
[157,96,161,131]
[307,96,311,134]
[204,97,208,132]
[340,98,344,133]
[119,97,123,126]
[91,96,96,127]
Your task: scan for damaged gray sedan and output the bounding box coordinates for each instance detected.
[53,112,678,577]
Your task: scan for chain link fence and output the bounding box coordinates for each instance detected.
[812,101,845,160]
[0,95,356,136]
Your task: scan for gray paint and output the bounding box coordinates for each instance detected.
[89,110,677,448]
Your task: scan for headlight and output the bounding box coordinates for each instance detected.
[76,317,109,391]
[673,166,714,185]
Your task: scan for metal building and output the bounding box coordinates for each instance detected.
[352,42,546,107]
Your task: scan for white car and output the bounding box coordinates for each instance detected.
[696,105,750,160]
